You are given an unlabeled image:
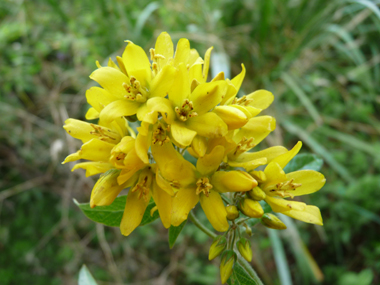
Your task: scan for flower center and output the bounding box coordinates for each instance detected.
[90,124,121,143]
[131,168,153,202]
[175,99,198,121]
[234,137,255,156]
[150,48,166,76]
[152,123,170,145]
[232,95,252,106]
[196,177,213,197]
[123,76,148,103]
[268,179,302,199]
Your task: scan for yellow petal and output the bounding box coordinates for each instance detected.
[186,112,228,138]
[152,179,172,229]
[169,63,190,107]
[220,80,238,105]
[200,191,229,232]
[122,42,151,85]
[107,57,119,70]
[191,135,208,157]
[221,64,245,104]
[233,116,276,146]
[174,38,190,66]
[228,157,267,171]
[155,169,175,196]
[190,81,227,115]
[171,120,197,147]
[116,56,128,75]
[231,146,287,163]
[86,87,118,112]
[63,119,121,143]
[286,170,326,196]
[265,196,307,212]
[196,145,225,176]
[85,108,99,120]
[120,188,151,236]
[155,32,174,67]
[135,132,151,164]
[189,48,200,66]
[90,169,125,208]
[151,140,197,188]
[213,106,249,130]
[246,89,274,110]
[189,62,203,84]
[72,162,113,177]
[282,205,323,225]
[62,139,114,163]
[99,99,141,123]
[171,186,199,226]
[271,141,302,169]
[150,65,177,98]
[211,171,257,193]
[145,97,175,124]
[90,67,129,98]
[202,46,213,83]
[262,162,287,190]
[211,71,225,82]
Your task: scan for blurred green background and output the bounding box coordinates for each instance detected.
[1,0,380,284]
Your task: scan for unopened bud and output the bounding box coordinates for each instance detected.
[239,198,264,218]
[213,106,249,130]
[247,186,266,201]
[209,236,227,260]
[237,238,252,262]
[226,205,239,220]
[261,213,287,230]
[249,170,266,183]
[220,250,237,284]
[90,169,123,208]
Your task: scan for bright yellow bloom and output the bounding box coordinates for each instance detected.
[256,141,326,225]
[152,140,257,232]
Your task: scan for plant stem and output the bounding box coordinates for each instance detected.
[189,210,217,239]
[189,210,264,285]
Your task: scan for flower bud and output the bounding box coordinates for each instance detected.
[226,205,239,220]
[213,106,249,130]
[220,250,237,284]
[236,238,252,262]
[90,169,123,208]
[247,186,266,201]
[261,213,287,230]
[209,236,227,260]
[239,198,264,218]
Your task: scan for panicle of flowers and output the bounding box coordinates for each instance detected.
[63,32,326,284]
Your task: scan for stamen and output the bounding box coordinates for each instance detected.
[232,95,253,106]
[152,123,170,145]
[122,76,148,103]
[269,179,302,198]
[234,137,255,155]
[174,99,198,121]
[196,177,213,197]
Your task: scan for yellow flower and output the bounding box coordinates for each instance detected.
[152,140,257,232]
[257,141,326,225]
[119,165,173,236]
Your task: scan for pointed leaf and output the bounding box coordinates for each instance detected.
[78,265,98,285]
[283,153,323,173]
[74,196,159,227]
[168,220,187,248]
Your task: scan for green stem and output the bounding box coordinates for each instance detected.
[237,256,264,285]
[189,210,264,285]
[188,210,216,239]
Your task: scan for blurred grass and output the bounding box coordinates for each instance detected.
[1,0,380,284]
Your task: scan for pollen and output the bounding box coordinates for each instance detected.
[269,179,302,198]
[123,76,148,103]
[234,137,255,156]
[174,99,198,121]
[232,95,253,106]
[152,123,170,145]
[195,177,213,197]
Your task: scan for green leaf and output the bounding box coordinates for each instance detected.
[78,265,98,285]
[74,196,159,228]
[283,153,323,173]
[168,220,186,248]
[227,263,258,285]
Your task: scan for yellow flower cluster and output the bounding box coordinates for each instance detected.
[63,32,325,239]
